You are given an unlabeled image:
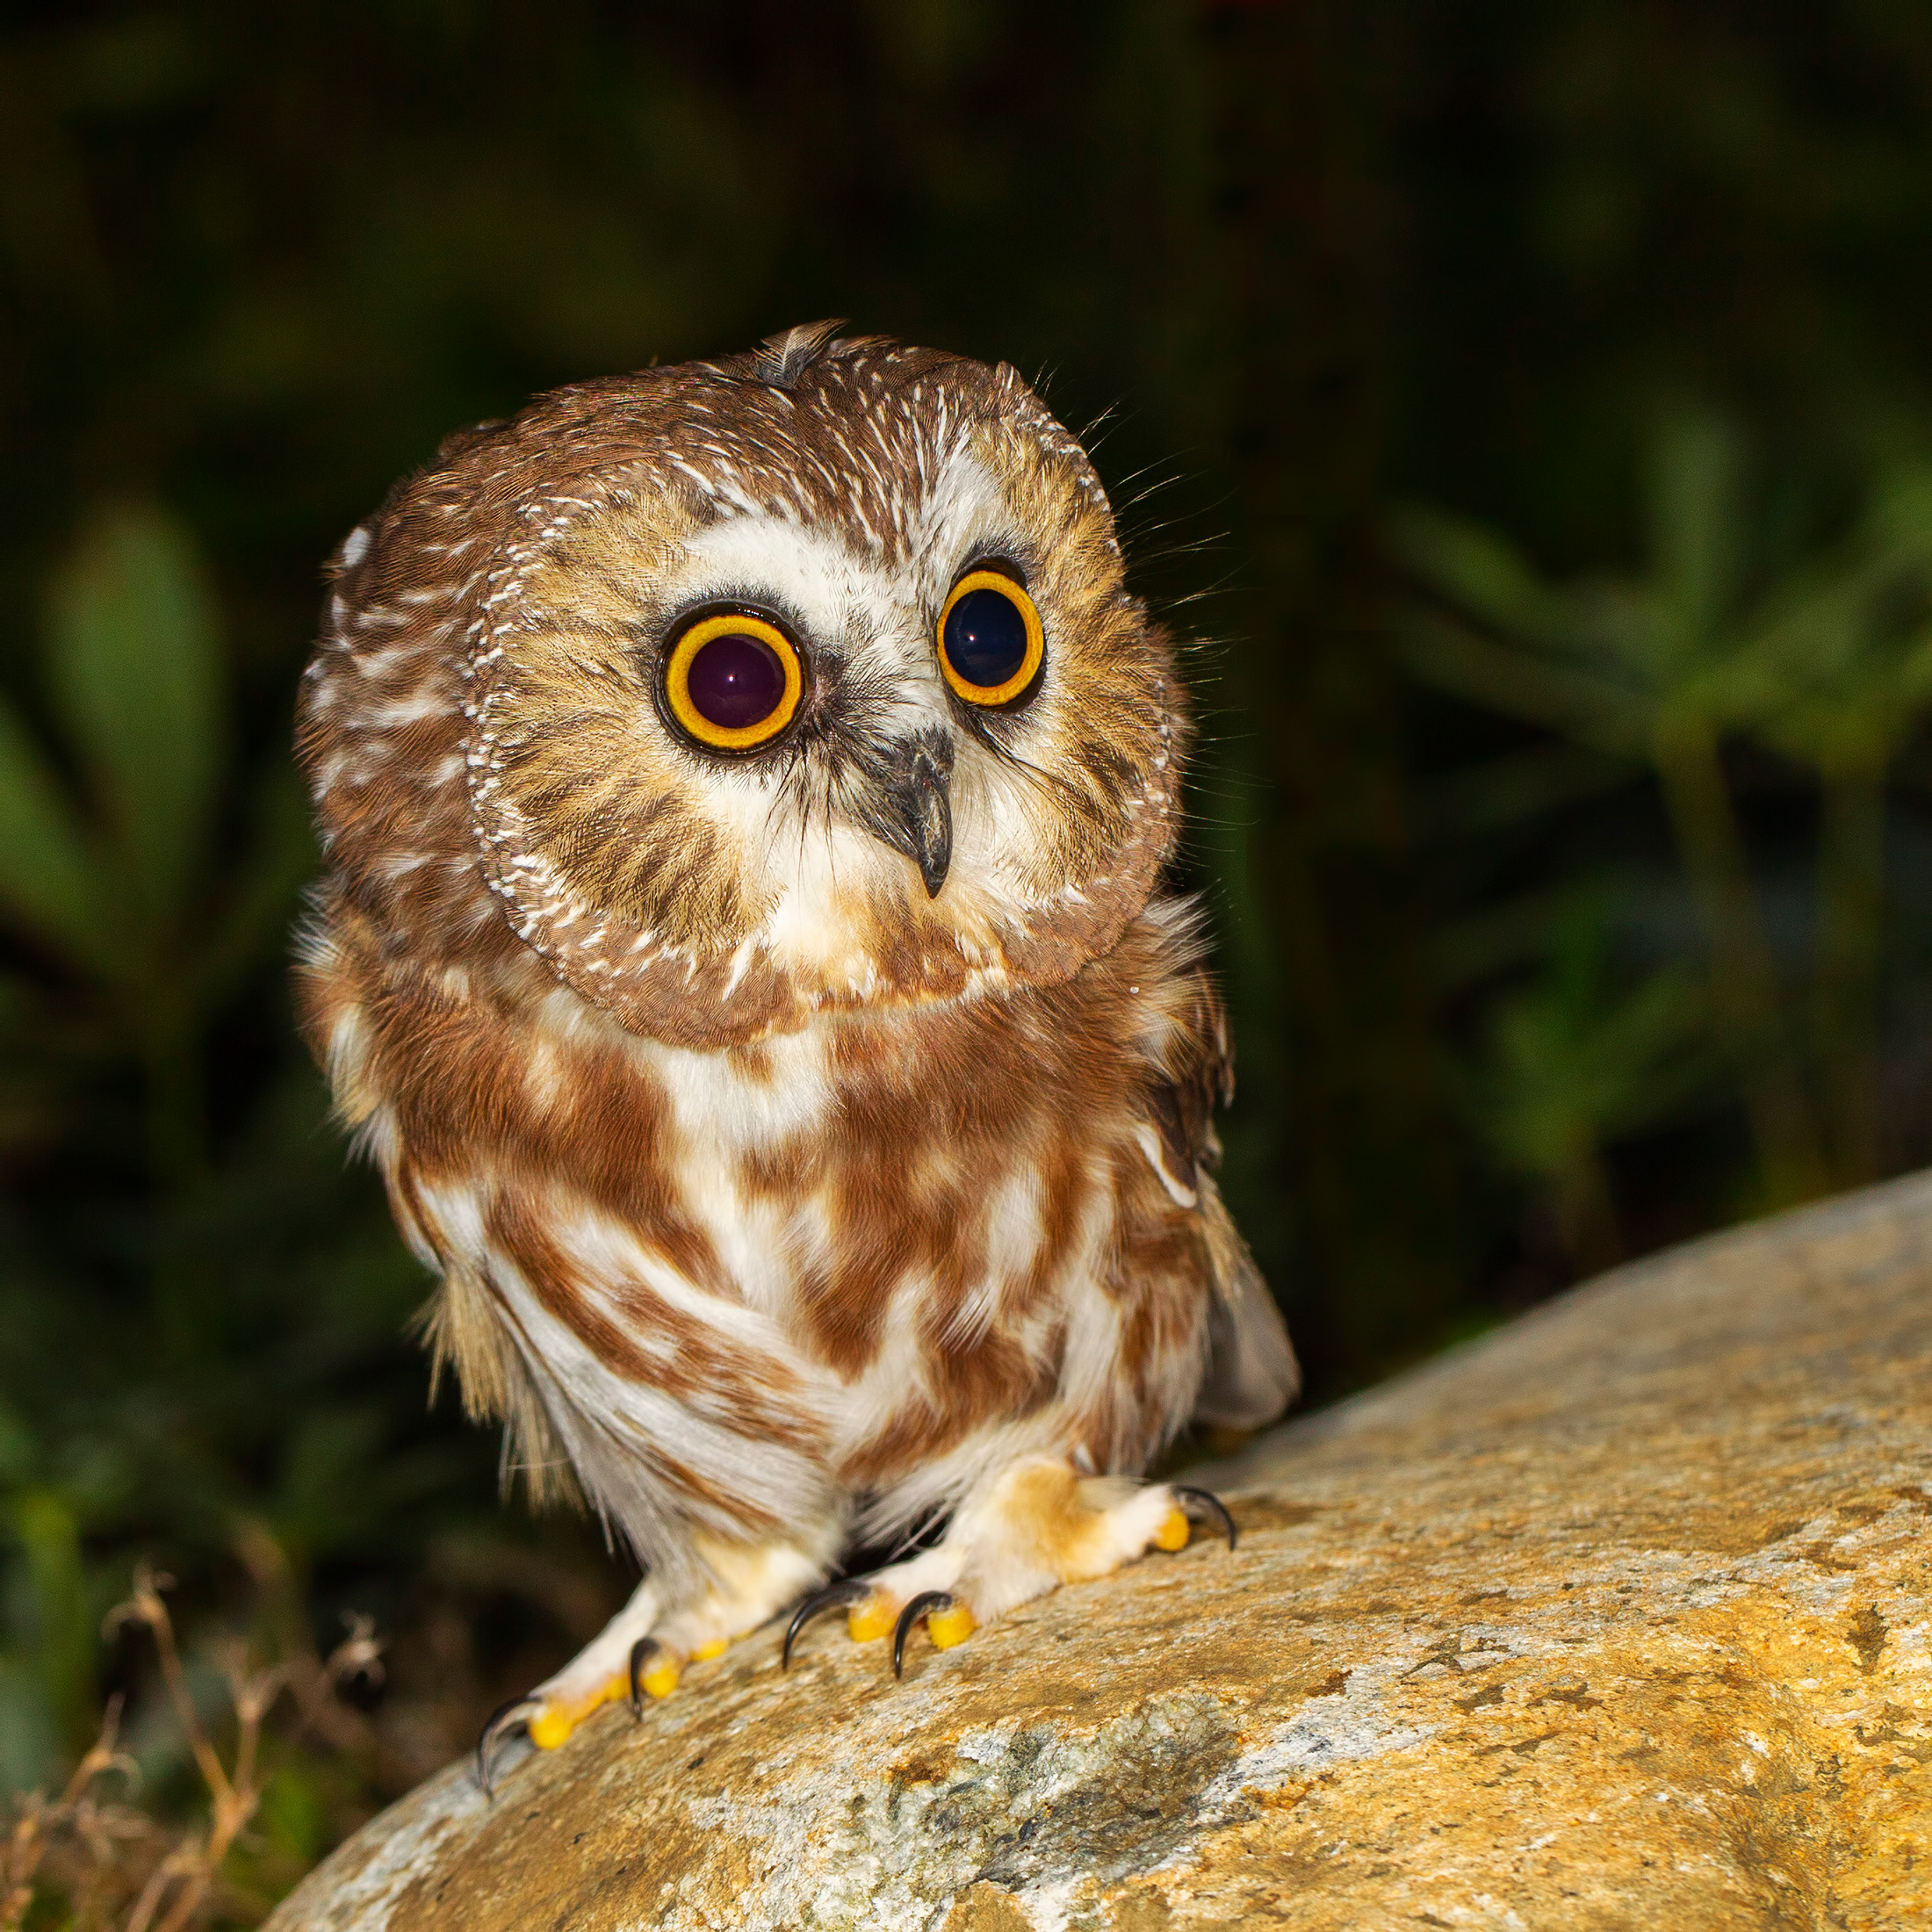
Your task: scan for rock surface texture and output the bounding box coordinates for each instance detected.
[268,1174,1932,1930]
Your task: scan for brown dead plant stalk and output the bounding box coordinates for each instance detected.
[2,1558,385,1932]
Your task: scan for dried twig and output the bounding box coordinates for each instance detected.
[5,1548,386,1931]
[1,1699,137,1929]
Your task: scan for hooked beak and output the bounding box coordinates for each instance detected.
[861,733,953,898]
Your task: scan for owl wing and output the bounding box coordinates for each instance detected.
[1141,971,1301,1431]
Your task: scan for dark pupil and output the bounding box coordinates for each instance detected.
[943,587,1029,690]
[686,631,787,730]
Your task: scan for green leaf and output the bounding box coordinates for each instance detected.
[11,1488,95,1756]
[1388,506,1569,650]
[1412,742,1636,843]
[1866,465,1932,547]
[1722,461,1932,762]
[0,1399,35,1485]
[1400,609,1651,756]
[44,502,226,928]
[0,1664,61,1795]
[1465,894,1712,1181]
[0,696,115,972]
[256,1765,329,1866]
[192,761,318,1016]
[1647,413,1746,660]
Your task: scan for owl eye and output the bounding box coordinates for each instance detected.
[937,567,1045,708]
[662,609,804,753]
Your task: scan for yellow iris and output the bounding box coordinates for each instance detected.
[936,570,1045,707]
[662,610,804,751]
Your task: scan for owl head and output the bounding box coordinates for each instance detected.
[300,323,1188,1047]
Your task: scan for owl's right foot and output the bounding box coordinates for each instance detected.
[475,1539,832,1793]
[475,1575,662,1793]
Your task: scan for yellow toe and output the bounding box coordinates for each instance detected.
[640,1654,682,1699]
[689,1636,729,1662]
[527,1671,626,1749]
[847,1595,897,1644]
[1152,1507,1192,1553]
[926,1603,977,1649]
[528,1707,574,1750]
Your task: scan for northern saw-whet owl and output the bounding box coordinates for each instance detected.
[295,321,1298,1780]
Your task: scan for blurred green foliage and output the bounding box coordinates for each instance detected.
[4,0,1932,1907]
[1397,422,1932,1210]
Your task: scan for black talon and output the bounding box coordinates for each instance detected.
[892,1590,953,1679]
[1171,1486,1238,1553]
[628,1637,661,1719]
[782,1578,869,1670]
[474,1696,538,1798]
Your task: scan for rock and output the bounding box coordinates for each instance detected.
[266,1174,1932,1931]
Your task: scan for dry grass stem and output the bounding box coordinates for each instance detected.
[4,1555,386,1932]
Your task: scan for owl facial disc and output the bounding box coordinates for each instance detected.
[317,333,1189,1044]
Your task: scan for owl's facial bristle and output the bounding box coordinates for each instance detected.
[850,729,954,899]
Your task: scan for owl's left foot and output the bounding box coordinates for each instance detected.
[782,1460,1235,1677]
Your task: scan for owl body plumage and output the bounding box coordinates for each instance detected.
[296,326,1295,1737]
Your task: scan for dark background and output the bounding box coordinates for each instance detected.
[6,0,1932,1908]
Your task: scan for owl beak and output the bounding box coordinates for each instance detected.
[863,734,953,898]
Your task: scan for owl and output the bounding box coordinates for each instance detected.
[295,321,1297,1783]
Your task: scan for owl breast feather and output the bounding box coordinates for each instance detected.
[299,892,1238,1572]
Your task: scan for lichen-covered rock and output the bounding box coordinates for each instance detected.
[267,1174,1932,1931]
